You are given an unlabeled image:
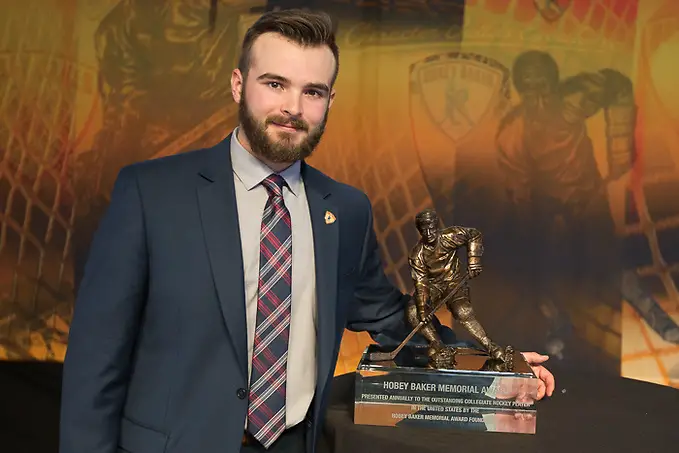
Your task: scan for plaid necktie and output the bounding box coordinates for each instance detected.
[247,174,292,448]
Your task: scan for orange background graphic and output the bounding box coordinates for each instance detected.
[0,0,678,389]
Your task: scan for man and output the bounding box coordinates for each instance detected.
[406,209,509,368]
[60,9,554,453]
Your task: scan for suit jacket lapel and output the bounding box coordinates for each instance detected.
[196,134,249,380]
[302,163,339,410]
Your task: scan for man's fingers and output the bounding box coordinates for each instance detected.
[540,368,555,397]
[521,352,550,365]
[520,353,556,398]
[533,366,555,397]
[536,379,546,400]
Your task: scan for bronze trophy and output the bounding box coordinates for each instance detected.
[354,209,540,434]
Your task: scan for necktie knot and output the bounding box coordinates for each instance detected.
[261,174,286,198]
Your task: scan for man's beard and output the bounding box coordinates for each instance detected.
[238,93,328,164]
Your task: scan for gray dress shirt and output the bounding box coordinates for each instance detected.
[230,128,318,429]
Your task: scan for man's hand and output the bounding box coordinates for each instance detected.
[521,352,555,400]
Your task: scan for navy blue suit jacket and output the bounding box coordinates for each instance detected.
[60,134,457,453]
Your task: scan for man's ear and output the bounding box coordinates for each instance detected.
[328,89,336,109]
[231,68,243,103]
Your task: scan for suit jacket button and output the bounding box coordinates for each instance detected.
[237,388,247,399]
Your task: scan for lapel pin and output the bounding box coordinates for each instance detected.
[324,211,336,225]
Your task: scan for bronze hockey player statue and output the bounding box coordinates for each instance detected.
[405,208,512,369]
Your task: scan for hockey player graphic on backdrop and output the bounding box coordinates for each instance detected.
[495,50,636,359]
[71,0,251,290]
[73,0,256,204]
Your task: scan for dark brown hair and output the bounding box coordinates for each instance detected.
[238,9,340,85]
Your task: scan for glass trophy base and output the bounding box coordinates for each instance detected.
[354,344,539,434]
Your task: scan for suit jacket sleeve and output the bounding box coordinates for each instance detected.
[344,194,458,346]
[60,165,148,453]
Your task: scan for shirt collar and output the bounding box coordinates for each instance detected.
[230,127,302,196]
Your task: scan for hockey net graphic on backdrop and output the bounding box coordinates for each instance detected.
[0,0,252,360]
[0,0,80,360]
[618,8,679,388]
[620,167,679,387]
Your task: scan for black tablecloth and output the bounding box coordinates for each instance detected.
[2,361,678,453]
[321,369,679,453]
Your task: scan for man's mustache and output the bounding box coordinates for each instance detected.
[266,116,309,132]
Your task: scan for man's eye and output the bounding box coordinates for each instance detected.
[268,82,281,89]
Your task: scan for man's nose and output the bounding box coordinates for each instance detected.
[282,92,303,117]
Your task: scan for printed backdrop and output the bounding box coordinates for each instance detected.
[0,0,678,388]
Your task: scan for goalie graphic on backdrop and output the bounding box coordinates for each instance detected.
[495,50,637,357]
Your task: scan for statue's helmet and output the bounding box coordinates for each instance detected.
[415,208,438,228]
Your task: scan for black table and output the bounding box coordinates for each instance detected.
[2,361,678,453]
[321,369,679,453]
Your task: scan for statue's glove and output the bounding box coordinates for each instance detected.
[468,257,483,278]
[414,284,430,323]
[417,303,428,323]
